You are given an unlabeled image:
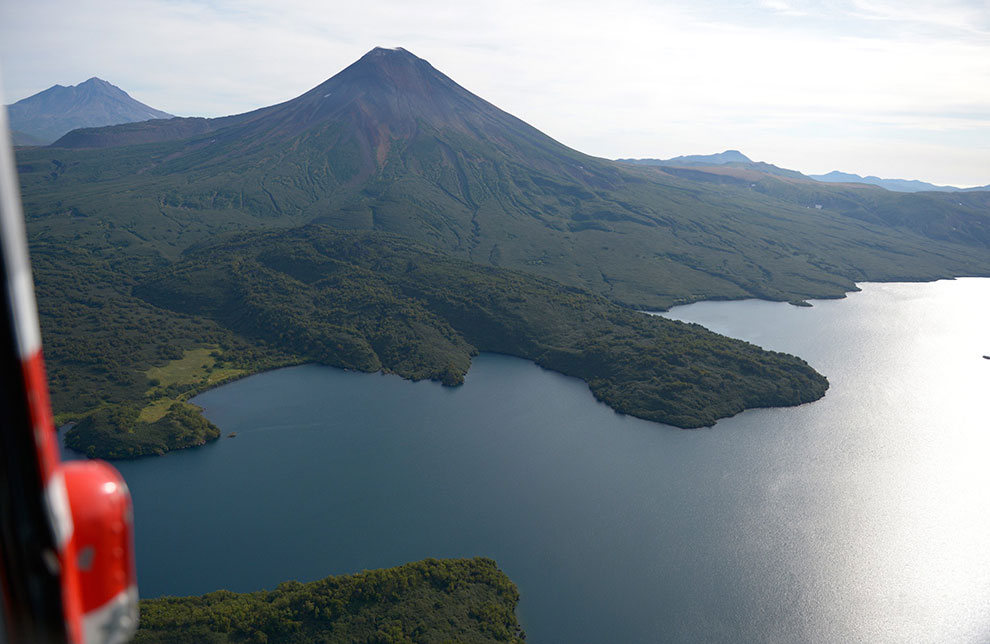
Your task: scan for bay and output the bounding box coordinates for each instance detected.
[68,278,990,643]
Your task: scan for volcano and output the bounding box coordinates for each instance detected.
[55,47,619,189]
[7,77,173,144]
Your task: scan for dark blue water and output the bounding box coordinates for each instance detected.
[69,278,990,643]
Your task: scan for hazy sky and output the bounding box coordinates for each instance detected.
[1,0,988,186]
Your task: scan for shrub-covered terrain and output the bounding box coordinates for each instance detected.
[63,224,829,458]
[139,225,829,427]
[134,558,525,644]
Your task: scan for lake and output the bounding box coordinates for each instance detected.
[69,278,990,643]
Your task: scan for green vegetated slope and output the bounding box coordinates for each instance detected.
[133,558,525,644]
[652,163,990,250]
[137,225,827,422]
[57,223,828,458]
[33,239,301,457]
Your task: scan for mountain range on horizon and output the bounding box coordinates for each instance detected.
[6,76,173,145]
[618,150,754,167]
[619,150,989,193]
[808,170,990,193]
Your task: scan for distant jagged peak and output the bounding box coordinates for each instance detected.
[39,76,118,93]
[9,76,173,145]
[666,149,753,165]
[19,77,143,105]
[79,77,125,94]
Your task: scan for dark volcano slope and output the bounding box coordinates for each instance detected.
[19,47,989,310]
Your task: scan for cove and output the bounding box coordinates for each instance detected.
[67,278,990,644]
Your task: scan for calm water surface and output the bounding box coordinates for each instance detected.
[70,278,990,643]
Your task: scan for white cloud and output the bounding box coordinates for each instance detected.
[756,0,809,16]
[846,0,990,37]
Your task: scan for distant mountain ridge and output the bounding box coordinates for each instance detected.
[620,151,988,194]
[6,77,173,145]
[809,170,990,193]
[617,150,753,167]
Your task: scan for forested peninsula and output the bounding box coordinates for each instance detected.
[133,558,525,644]
[63,226,828,458]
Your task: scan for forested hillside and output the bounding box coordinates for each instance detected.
[134,558,525,644]
[65,226,828,457]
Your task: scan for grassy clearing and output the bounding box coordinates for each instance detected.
[139,347,245,422]
[146,347,218,387]
[137,399,178,423]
